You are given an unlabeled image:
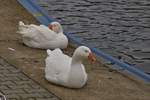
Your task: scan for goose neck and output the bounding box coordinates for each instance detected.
[71,54,82,64]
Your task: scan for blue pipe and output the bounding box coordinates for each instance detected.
[17,0,150,82]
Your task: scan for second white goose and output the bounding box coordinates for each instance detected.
[17,21,68,49]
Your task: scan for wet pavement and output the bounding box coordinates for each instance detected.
[34,0,150,73]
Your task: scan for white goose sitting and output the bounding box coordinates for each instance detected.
[45,46,96,88]
[17,21,68,49]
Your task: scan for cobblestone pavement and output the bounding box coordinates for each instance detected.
[0,57,59,100]
[34,0,150,73]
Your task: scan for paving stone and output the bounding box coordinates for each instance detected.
[1,81,16,86]
[18,93,45,98]
[36,98,59,100]
[5,94,20,99]
[1,76,21,81]
[2,89,26,95]
[0,58,59,100]
[8,84,31,89]
[0,86,9,90]
[9,98,17,100]
[24,88,48,93]
[27,98,36,100]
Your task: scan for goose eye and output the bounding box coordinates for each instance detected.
[54,24,56,27]
[84,50,89,53]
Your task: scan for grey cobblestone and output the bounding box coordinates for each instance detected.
[29,84,41,89]
[0,58,59,100]
[18,76,30,81]
[5,94,20,99]
[0,81,16,86]
[27,98,36,100]
[9,99,18,100]
[0,86,9,90]
[36,98,58,100]
[1,76,21,81]
[24,88,48,93]
[8,84,31,89]
[2,89,26,94]
[18,93,45,98]
[13,80,35,85]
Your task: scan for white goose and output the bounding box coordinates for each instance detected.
[45,46,96,88]
[17,21,68,49]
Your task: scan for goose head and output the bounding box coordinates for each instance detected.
[73,46,96,63]
[48,21,63,34]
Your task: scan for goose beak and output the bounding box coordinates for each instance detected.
[88,53,96,64]
[48,24,53,30]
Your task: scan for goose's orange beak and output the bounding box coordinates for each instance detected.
[88,53,96,64]
[48,24,53,30]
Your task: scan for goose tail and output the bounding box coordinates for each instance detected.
[17,21,28,34]
[47,49,52,56]
[19,21,25,26]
